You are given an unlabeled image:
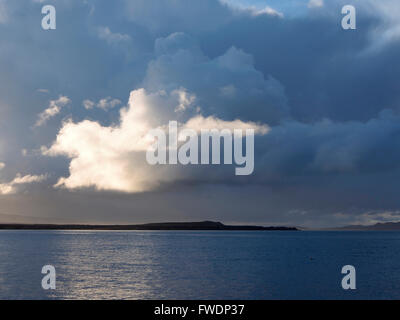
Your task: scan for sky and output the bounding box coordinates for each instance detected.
[0,0,400,227]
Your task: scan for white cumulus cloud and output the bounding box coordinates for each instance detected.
[250,6,284,18]
[0,162,47,195]
[43,88,268,193]
[83,97,122,110]
[35,96,71,127]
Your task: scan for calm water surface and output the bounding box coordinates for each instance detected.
[0,230,399,299]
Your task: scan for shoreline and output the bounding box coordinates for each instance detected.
[0,221,298,231]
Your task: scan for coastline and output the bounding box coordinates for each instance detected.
[0,221,298,231]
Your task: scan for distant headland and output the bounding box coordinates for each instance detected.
[325,221,400,231]
[0,221,298,231]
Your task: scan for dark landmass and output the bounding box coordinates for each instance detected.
[325,221,400,231]
[0,221,297,231]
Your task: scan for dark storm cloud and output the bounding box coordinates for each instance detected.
[199,0,400,123]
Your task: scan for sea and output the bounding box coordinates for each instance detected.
[0,230,399,300]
